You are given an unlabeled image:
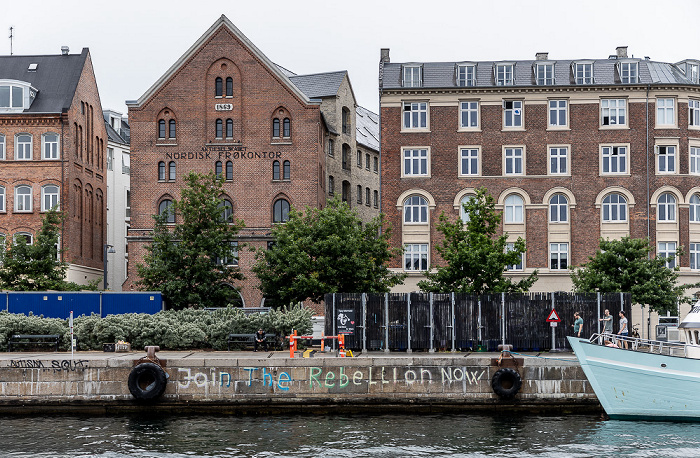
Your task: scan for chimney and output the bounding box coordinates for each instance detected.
[616,46,628,58]
[61,46,69,55]
[380,48,390,63]
[535,52,549,61]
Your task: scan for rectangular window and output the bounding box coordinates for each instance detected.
[688,63,700,83]
[404,244,428,271]
[327,139,334,157]
[536,63,554,86]
[495,64,514,86]
[575,63,593,84]
[403,102,428,129]
[365,153,370,170]
[107,147,113,171]
[456,64,476,87]
[374,190,379,208]
[0,187,4,212]
[403,148,429,176]
[503,100,522,128]
[550,243,568,270]
[460,101,479,128]
[365,188,370,206]
[548,100,567,127]
[403,65,422,87]
[691,243,700,270]
[690,99,700,127]
[42,134,59,160]
[504,147,524,175]
[460,148,479,176]
[601,145,627,174]
[506,242,524,271]
[0,135,5,160]
[601,99,626,126]
[41,186,59,211]
[357,185,362,204]
[657,145,676,173]
[619,62,638,84]
[357,150,362,167]
[16,135,32,160]
[216,241,239,267]
[549,147,568,175]
[373,156,378,173]
[691,147,700,175]
[658,242,677,269]
[657,98,675,126]
[126,189,131,218]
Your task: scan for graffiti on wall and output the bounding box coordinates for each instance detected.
[8,359,89,371]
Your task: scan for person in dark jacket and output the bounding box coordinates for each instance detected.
[254,329,267,352]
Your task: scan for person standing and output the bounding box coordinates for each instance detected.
[572,312,584,338]
[599,309,613,335]
[618,311,629,349]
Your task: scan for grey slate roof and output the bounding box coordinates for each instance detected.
[0,49,88,113]
[104,118,130,146]
[382,58,698,89]
[289,71,347,99]
[356,106,379,152]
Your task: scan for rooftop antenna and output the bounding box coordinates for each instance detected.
[9,26,13,55]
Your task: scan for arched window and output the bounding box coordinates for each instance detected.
[272,119,280,138]
[42,133,59,159]
[602,193,627,221]
[225,77,233,97]
[158,199,175,223]
[460,195,475,223]
[283,160,290,180]
[689,194,700,222]
[215,119,223,138]
[357,185,363,204]
[158,120,166,139]
[341,107,350,134]
[283,118,291,137]
[215,161,223,178]
[41,185,60,211]
[0,186,4,212]
[168,161,176,181]
[226,119,233,138]
[658,193,676,221]
[549,194,568,223]
[272,160,280,180]
[168,119,176,138]
[158,161,166,180]
[226,161,233,181]
[273,199,290,223]
[504,194,524,223]
[215,77,223,97]
[15,185,32,212]
[220,199,233,223]
[16,134,32,160]
[13,232,33,245]
[404,195,428,223]
[328,176,335,195]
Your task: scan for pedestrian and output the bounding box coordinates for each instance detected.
[254,328,267,352]
[572,312,584,338]
[618,311,629,349]
[599,309,613,335]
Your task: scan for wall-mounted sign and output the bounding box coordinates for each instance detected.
[164,145,282,161]
[215,103,233,111]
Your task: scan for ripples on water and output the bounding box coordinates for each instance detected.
[0,413,699,457]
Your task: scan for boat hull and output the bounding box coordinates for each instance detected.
[568,336,700,421]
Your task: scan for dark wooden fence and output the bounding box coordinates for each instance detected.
[324,292,631,352]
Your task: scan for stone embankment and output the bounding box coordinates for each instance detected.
[0,350,600,414]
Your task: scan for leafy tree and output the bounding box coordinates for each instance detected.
[0,209,94,291]
[570,237,698,314]
[252,197,405,306]
[418,187,538,294]
[137,172,244,309]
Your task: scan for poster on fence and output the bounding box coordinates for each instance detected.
[336,309,356,335]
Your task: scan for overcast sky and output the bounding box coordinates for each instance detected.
[3,0,699,115]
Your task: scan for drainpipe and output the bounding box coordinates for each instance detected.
[646,84,651,243]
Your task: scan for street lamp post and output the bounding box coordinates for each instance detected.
[103,244,116,290]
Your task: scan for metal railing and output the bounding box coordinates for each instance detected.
[589,333,688,357]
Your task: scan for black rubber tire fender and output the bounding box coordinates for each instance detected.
[128,362,168,401]
[491,368,522,399]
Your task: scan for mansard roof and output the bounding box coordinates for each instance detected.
[289,71,348,99]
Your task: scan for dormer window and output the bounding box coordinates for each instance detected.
[402,65,422,88]
[619,61,639,84]
[574,62,593,84]
[27,63,38,72]
[456,64,476,87]
[685,62,700,83]
[0,80,37,112]
[535,63,554,85]
[495,63,514,86]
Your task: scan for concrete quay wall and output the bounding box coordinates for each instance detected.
[0,352,599,414]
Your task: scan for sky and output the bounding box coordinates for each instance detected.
[3,0,699,115]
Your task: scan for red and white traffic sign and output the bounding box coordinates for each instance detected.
[546,309,561,322]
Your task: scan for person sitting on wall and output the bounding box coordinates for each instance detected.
[254,329,267,352]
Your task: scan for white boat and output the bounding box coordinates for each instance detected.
[568,303,700,421]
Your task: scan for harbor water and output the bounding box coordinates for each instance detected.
[2,413,700,457]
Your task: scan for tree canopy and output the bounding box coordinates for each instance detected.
[418,187,538,294]
[570,236,697,314]
[252,197,405,306]
[137,172,244,309]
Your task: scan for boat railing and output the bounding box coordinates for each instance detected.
[588,333,688,357]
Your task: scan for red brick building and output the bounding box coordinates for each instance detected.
[379,47,700,294]
[0,48,107,284]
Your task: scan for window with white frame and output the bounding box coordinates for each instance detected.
[459,195,475,223]
[15,134,32,160]
[13,232,32,245]
[549,194,568,223]
[601,145,627,174]
[0,186,4,212]
[548,100,567,127]
[689,100,700,126]
[691,243,700,270]
[574,63,593,84]
[456,64,476,87]
[460,101,478,128]
[619,62,638,84]
[404,243,428,271]
[504,194,524,223]
[107,147,113,171]
[505,242,524,271]
[550,243,569,270]
[536,63,554,85]
[495,64,514,86]
[42,133,59,159]
[549,147,568,175]
[602,193,627,222]
[656,98,675,126]
[689,194,700,222]
[460,148,479,176]
[41,185,59,211]
[404,195,428,223]
[403,148,428,176]
[403,102,428,129]
[403,65,422,87]
[657,145,676,173]
[0,134,4,159]
[688,63,700,83]
[503,100,522,127]
[601,99,626,126]
[692,147,700,174]
[658,242,677,268]
[657,193,676,221]
[504,147,523,175]
[215,241,238,266]
[14,185,31,212]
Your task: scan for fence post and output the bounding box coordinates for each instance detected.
[99,292,104,318]
[332,293,337,351]
[5,291,8,312]
[451,292,456,352]
[362,293,367,353]
[384,292,390,353]
[551,293,556,350]
[501,292,506,348]
[597,292,601,335]
[477,299,482,344]
[407,293,412,353]
[429,293,434,353]
[620,292,624,314]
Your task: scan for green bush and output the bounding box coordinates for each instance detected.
[0,305,314,351]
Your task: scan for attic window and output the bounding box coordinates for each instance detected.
[27,63,38,72]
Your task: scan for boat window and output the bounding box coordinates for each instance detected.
[695,330,699,344]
